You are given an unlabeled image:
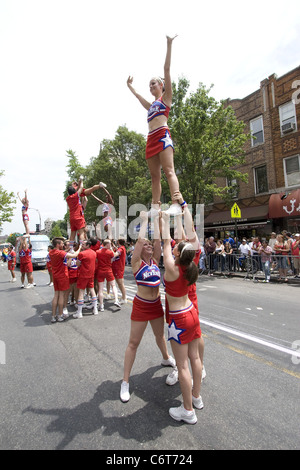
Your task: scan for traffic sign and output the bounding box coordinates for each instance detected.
[231,203,241,218]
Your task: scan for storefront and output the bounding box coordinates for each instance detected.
[204,205,271,240]
[269,189,300,234]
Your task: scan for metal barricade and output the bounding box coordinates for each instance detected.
[199,253,300,282]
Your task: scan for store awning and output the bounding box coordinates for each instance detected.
[204,204,269,226]
[269,189,300,218]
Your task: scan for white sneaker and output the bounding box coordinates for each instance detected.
[25,284,33,289]
[192,395,204,410]
[73,312,83,319]
[161,356,176,367]
[51,316,57,323]
[120,381,130,402]
[100,305,104,312]
[165,203,182,216]
[114,301,121,308]
[99,181,107,188]
[62,308,69,317]
[147,208,160,218]
[166,367,179,386]
[84,303,94,310]
[93,309,98,315]
[12,278,17,283]
[21,284,25,289]
[169,404,197,424]
[49,282,53,287]
[57,315,65,322]
[120,298,127,305]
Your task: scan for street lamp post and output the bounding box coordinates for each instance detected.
[29,208,42,232]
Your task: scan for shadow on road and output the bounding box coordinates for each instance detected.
[23,366,184,450]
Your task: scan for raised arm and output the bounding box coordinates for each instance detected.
[101,187,114,205]
[131,211,149,265]
[161,212,175,273]
[127,76,152,111]
[91,193,105,205]
[162,35,177,106]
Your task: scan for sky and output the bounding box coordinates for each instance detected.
[1,0,300,236]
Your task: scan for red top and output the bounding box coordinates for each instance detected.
[96,248,114,273]
[19,248,32,265]
[164,265,189,297]
[112,245,126,269]
[77,249,96,278]
[49,249,68,279]
[66,192,83,219]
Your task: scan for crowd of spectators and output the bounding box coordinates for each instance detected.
[201,231,300,281]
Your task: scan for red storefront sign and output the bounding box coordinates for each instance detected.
[269,189,300,218]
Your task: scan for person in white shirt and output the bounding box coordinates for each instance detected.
[238,238,250,270]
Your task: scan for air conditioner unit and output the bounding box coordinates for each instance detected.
[281,122,296,133]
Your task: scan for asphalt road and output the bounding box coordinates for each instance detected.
[0,262,299,452]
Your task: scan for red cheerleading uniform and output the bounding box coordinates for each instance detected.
[96,247,115,283]
[146,97,173,160]
[147,97,170,122]
[22,205,29,222]
[7,250,16,271]
[112,245,126,279]
[19,248,33,274]
[77,248,96,290]
[164,266,201,345]
[68,257,78,285]
[66,192,85,232]
[49,249,69,292]
[131,259,164,322]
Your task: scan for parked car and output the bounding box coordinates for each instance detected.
[16,234,50,268]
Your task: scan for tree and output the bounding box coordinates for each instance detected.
[168,78,250,214]
[6,232,22,246]
[0,171,16,234]
[81,126,150,225]
[50,222,63,239]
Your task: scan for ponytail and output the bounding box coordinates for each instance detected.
[178,241,198,286]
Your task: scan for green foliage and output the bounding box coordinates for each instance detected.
[168,78,250,212]
[63,79,250,225]
[50,220,67,239]
[73,126,150,225]
[0,170,16,234]
[6,232,22,246]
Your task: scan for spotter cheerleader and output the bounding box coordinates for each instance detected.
[120,210,175,403]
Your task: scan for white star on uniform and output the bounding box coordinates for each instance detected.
[168,319,186,344]
[159,130,173,150]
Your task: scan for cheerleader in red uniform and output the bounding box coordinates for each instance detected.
[7,245,16,282]
[161,210,203,425]
[127,35,183,214]
[120,211,175,403]
[17,189,30,235]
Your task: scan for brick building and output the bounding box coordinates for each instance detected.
[204,65,300,240]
